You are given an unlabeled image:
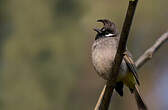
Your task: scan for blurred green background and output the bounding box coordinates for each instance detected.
[0,0,168,110]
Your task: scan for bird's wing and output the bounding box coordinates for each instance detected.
[123,50,140,85]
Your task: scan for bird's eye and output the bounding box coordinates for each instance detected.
[105,30,112,35]
[105,31,109,35]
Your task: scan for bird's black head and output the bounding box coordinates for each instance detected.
[94,19,118,40]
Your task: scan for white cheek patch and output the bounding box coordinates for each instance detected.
[105,33,115,37]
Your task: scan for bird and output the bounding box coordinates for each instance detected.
[91,19,147,110]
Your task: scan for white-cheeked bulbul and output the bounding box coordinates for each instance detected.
[91,19,147,110]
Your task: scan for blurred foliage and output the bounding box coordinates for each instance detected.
[0,0,168,110]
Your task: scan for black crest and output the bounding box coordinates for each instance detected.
[94,19,118,40]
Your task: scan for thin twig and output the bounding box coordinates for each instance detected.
[95,0,139,110]
[94,31,168,110]
[136,32,168,69]
[94,85,106,110]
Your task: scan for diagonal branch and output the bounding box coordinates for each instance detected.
[95,0,139,110]
[136,32,168,69]
[94,31,168,110]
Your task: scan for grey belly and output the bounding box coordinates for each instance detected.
[92,48,128,80]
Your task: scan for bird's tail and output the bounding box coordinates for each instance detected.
[134,85,147,110]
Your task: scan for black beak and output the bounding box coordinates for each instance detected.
[93,28,101,34]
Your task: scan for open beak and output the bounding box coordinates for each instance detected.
[93,28,101,34]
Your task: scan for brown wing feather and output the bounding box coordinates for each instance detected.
[124,51,140,85]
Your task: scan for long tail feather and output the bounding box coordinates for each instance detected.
[134,85,147,110]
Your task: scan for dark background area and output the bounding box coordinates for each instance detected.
[0,0,168,110]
